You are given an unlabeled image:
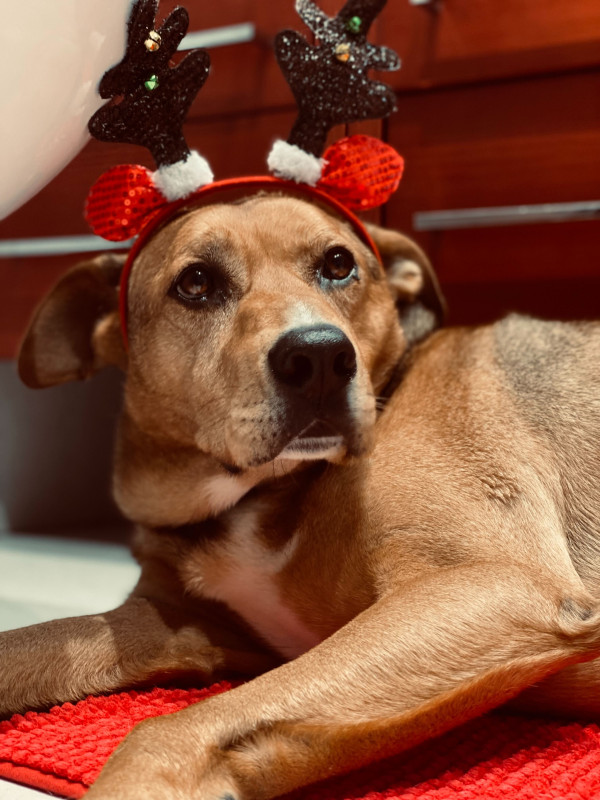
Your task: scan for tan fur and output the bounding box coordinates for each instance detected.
[3,194,600,800]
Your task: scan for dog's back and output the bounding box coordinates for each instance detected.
[494,315,600,587]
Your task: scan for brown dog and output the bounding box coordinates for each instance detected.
[3,192,600,800]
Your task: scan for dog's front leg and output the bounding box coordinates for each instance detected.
[0,593,277,719]
[85,562,600,800]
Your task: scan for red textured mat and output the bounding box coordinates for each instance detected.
[1,683,600,799]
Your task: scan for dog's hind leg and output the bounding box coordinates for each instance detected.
[0,589,278,719]
[84,562,600,800]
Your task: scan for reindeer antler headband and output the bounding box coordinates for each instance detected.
[85,0,405,344]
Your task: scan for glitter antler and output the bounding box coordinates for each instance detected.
[88,0,210,168]
[274,0,400,159]
[85,0,215,240]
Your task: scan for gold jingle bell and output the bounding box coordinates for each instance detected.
[144,30,162,52]
[335,43,351,63]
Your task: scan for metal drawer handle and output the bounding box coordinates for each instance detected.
[180,23,255,51]
[0,235,131,258]
[408,0,441,8]
[413,201,600,231]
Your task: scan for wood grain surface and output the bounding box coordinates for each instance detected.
[1,0,599,358]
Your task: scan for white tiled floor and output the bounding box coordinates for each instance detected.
[0,531,140,798]
[0,532,140,632]
[0,782,47,800]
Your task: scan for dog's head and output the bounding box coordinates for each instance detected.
[19,194,444,518]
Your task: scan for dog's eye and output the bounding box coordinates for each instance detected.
[172,266,211,302]
[321,247,356,282]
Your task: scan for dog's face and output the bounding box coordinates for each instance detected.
[126,195,409,469]
[18,193,444,517]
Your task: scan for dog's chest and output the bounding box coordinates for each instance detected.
[180,506,321,659]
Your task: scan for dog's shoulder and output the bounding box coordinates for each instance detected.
[377,314,600,428]
[492,313,600,407]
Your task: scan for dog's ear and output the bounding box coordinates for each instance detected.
[366,225,446,345]
[18,253,127,388]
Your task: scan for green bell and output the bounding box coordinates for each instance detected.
[144,74,160,91]
[346,16,362,34]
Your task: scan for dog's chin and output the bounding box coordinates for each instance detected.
[225,430,368,473]
[225,414,375,472]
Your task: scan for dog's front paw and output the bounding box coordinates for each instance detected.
[85,715,242,800]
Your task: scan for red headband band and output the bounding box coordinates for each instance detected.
[117,175,383,349]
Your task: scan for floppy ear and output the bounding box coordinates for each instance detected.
[366,225,446,345]
[18,253,127,389]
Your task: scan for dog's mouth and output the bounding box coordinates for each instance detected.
[231,391,373,470]
[276,420,346,461]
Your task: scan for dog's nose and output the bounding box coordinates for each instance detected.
[268,325,357,398]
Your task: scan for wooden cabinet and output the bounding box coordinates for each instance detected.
[1,0,600,356]
[387,70,600,238]
[382,0,600,324]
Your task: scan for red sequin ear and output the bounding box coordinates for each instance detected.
[85,164,165,241]
[318,135,404,211]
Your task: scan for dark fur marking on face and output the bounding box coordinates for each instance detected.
[219,461,244,476]
[157,517,224,543]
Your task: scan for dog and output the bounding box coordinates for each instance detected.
[2,191,600,800]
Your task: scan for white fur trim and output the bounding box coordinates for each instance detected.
[267,140,325,186]
[152,151,214,201]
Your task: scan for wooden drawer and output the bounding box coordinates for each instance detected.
[387,70,600,253]
[424,0,600,84]
[384,67,600,324]
[441,274,600,327]
[0,254,93,360]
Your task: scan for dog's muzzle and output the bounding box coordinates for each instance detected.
[268,325,359,459]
